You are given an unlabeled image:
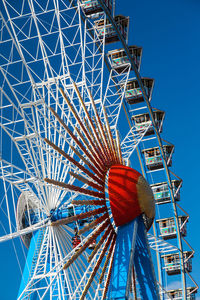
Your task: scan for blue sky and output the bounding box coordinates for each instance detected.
[0,0,200,299]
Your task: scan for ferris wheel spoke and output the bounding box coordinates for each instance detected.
[32,105,73,187]
[55,226,93,299]
[101,249,115,299]
[73,82,114,164]
[92,237,116,300]
[34,142,74,209]
[73,231,115,300]
[120,122,153,161]
[99,234,116,281]
[63,220,110,270]
[45,137,103,185]
[102,67,131,129]
[20,222,100,296]
[59,87,107,168]
[0,220,49,244]
[54,221,110,274]
[48,105,105,174]
[19,226,61,299]
[86,88,106,136]
[30,229,62,299]
[53,222,115,299]
[45,177,105,199]
[11,104,73,209]
[87,222,113,263]
[44,83,123,185]
[23,224,85,299]
[52,227,74,300]
[70,247,102,299]
[50,228,68,299]
[56,226,84,288]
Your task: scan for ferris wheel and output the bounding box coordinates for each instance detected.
[0,0,198,299]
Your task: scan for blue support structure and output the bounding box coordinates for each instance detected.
[17,229,44,299]
[134,217,159,300]
[107,215,159,300]
[18,226,67,299]
[17,208,73,299]
[107,218,138,299]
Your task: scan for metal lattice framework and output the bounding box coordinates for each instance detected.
[0,0,198,299]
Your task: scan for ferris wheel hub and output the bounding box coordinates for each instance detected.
[105,165,155,229]
[50,207,69,222]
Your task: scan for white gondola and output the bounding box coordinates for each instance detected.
[132,109,165,136]
[142,144,174,170]
[94,15,129,44]
[157,216,188,240]
[108,46,142,73]
[80,0,112,16]
[151,180,181,204]
[125,77,154,104]
[162,251,193,275]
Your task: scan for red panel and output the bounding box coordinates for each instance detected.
[108,165,142,227]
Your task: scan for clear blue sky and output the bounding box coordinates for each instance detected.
[0,0,199,299]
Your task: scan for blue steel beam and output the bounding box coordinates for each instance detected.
[17,204,72,299]
[17,229,44,299]
[107,218,138,299]
[107,216,159,300]
[134,217,159,300]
